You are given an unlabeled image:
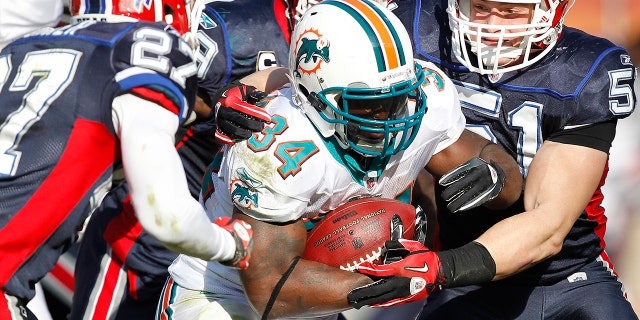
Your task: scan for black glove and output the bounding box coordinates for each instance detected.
[389,213,404,242]
[438,157,506,213]
[348,277,419,309]
[384,206,427,264]
[213,82,271,145]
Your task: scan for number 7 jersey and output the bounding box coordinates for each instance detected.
[0,20,197,301]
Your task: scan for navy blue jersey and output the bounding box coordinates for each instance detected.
[393,0,636,284]
[69,3,291,318]
[180,0,291,195]
[195,0,291,102]
[0,21,197,301]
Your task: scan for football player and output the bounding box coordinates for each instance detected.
[0,0,255,318]
[157,0,523,319]
[67,1,291,319]
[349,0,639,318]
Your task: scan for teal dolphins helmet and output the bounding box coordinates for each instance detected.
[289,0,427,158]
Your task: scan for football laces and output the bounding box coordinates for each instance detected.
[340,247,383,272]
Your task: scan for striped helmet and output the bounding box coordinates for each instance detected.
[290,0,389,23]
[289,0,426,158]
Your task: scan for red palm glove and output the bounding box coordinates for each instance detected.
[214,83,271,145]
[214,216,254,269]
[348,239,446,308]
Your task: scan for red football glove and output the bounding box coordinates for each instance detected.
[347,239,446,308]
[214,216,254,269]
[214,82,271,145]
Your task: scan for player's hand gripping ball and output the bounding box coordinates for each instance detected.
[303,197,419,271]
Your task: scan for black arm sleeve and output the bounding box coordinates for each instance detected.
[546,119,617,153]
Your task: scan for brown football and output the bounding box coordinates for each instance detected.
[303,197,417,271]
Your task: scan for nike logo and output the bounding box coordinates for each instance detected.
[404,263,429,273]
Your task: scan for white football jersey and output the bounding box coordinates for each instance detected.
[169,61,465,295]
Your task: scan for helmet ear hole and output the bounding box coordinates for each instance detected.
[308,92,326,111]
[297,83,309,97]
[297,84,326,111]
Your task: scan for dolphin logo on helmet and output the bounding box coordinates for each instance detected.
[295,29,330,75]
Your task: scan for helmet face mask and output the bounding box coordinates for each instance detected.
[289,0,426,158]
[291,0,322,24]
[448,0,573,74]
[316,72,426,157]
[70,0,204,50]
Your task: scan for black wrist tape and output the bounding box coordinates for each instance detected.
[437,241,496,288]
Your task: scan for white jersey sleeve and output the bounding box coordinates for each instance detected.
[113,94,236,262]
[416,59,466,155]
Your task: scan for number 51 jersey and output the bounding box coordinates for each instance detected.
[0,20,197,301]
[394,0,636,284]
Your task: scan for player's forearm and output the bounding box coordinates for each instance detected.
[238,66,289,93]
[239,216,372,318]
[245,258,372,318]
[478,142,607,279]
[136,196,236,261]
[474,210,562,280]
[126,141,237,261]
[432,209,559,285]
[127,138,237,260]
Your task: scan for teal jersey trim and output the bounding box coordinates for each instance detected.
[201,152,224,201]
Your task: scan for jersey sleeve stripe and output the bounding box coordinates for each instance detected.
[129,86,181,116]
[116,68,188,120]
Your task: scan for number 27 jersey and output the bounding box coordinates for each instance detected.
[0,20,197,300]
